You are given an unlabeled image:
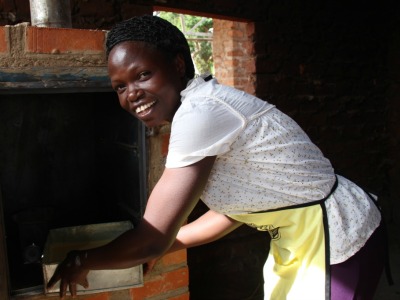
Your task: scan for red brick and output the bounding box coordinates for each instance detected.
[227,28,244,38]
[226,49,244,57]
[79,292,109,300]
[130,267,189,299]
[246,22,256,38]
[160,250,186,267]
[168,293,190,300]
[25,26,106,54]
[0,26,8,54]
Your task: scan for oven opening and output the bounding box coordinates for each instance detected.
[0,91,147,296]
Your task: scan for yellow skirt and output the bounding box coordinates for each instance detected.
[229,202,330,300]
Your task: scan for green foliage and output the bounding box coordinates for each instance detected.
[156,12,214,75]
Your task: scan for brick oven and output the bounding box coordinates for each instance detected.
[0,23,189,300]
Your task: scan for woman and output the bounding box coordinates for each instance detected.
[48,15,386,299]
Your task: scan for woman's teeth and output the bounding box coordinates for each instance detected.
[136,101,156,113]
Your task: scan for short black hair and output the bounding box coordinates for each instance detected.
[106,15,195,79]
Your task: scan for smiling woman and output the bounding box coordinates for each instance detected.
[108,42,185,127]
[47,15,386,300]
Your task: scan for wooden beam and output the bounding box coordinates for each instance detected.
[0,67,112,94]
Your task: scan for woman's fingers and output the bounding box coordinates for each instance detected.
[69,282,77,298]
[46,251,90,298]
[59,279,68,299]
[82,277,89,288]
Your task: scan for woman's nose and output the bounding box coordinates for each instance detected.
[127,85,139,102]
[127,91,136,102]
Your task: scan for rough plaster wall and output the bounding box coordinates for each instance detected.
[0,23,107,68]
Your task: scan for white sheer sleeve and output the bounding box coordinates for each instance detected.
[166,97,245,168]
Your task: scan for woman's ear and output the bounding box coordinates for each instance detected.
[174,53,186,78]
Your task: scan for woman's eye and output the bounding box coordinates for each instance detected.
[114,85,126,94]
[139,71,151,80]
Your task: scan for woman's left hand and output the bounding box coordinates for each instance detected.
[143,257,159,276]
[47,250,90,299]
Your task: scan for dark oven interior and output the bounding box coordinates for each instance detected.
[0,91,147,295]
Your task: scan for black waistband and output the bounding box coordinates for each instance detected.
[251,175,338,214]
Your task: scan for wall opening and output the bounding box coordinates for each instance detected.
[0,91,147,296]
[155,11,214,75]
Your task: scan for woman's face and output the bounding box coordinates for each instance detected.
[108,41,187,128]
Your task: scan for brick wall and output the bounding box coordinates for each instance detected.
[251,2,398,219]
[0,26,8,54]
[213,19,256,94]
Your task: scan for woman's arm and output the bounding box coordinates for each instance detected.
[143,210,242,275]
[169,209,243,253]
[48,156,217,297]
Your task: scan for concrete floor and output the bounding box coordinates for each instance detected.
[374,227,400,299]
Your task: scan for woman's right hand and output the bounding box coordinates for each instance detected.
[47,250,90,299]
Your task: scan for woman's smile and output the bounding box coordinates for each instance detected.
[136,100,156,114]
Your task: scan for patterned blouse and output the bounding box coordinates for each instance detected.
[166,76,381,264]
